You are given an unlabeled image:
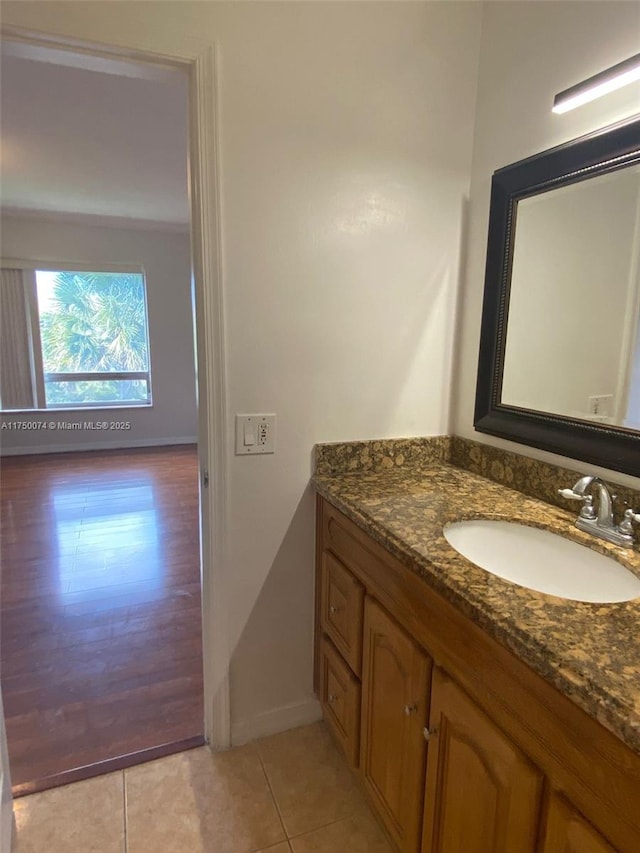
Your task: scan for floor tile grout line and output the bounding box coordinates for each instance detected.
[285,811,360,843]
[254,733,366,846]
[255,746,289,844]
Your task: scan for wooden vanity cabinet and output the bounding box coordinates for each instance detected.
[317,546,365,768]
[318,634,361,766]
[320,551,364,675]
[421,668,542,853]
[540,794,617,853]
[314,497,640,853]
[360,597,431,853]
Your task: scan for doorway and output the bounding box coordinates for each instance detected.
[3,33,220,793]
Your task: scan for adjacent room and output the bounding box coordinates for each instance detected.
[0,42,204,792]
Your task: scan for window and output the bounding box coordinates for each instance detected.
[0,266,152,411]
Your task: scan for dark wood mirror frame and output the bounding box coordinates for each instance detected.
[474,115,640,478]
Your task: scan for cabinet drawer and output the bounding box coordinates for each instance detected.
[320,551,365,676]
[319,635,361,768]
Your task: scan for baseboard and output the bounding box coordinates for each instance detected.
[0,436,198,456]
[231,697,322,747]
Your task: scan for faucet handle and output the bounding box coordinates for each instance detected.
[558,488,584,500]
[558,489,597,519]
[618,508,640,536]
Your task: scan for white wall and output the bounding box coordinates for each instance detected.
[1,1,483,737]
[0,215,197,452]
[453,0,640,490]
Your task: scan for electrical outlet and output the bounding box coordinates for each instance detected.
[587,395,613,417]
[235,414,276,455]
[257,420,269,446]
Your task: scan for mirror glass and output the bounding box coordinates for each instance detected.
[474,116,640,477]
[501,164,640,430]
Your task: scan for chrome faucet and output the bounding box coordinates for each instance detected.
[558,475,639,548]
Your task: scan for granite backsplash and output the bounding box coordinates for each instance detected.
[313,435,640,516]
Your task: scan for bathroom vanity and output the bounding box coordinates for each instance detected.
[312,445,640,853]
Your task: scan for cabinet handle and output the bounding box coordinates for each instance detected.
[423,726,438,741]
[328,693,337,703]
[329,605,342,615]
[404,703,418,716]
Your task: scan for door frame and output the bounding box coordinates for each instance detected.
[0,686,12,851]
[0,25,231,750]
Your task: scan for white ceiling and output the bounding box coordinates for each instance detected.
[0,41,190,228]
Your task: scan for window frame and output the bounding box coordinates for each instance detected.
[0,259,153,413]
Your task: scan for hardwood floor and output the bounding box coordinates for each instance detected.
[0,445,204,793]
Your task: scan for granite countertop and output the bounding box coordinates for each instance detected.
[312,460,640,753]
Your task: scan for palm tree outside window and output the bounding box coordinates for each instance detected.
[0,267,152,410]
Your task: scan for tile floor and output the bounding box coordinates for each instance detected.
[12,721,393,852]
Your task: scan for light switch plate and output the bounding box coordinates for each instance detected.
[235,414,276,455]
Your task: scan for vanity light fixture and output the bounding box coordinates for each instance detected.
[552,52,640,114]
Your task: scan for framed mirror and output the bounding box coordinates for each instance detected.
[475,116,640,478]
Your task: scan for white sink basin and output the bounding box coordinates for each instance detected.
[444,520,640,603]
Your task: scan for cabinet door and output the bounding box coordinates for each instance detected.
[360,596,432,853]
[422,668,543,853]
[541,793,616,853]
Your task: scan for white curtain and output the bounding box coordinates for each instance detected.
[0,268,35,410]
